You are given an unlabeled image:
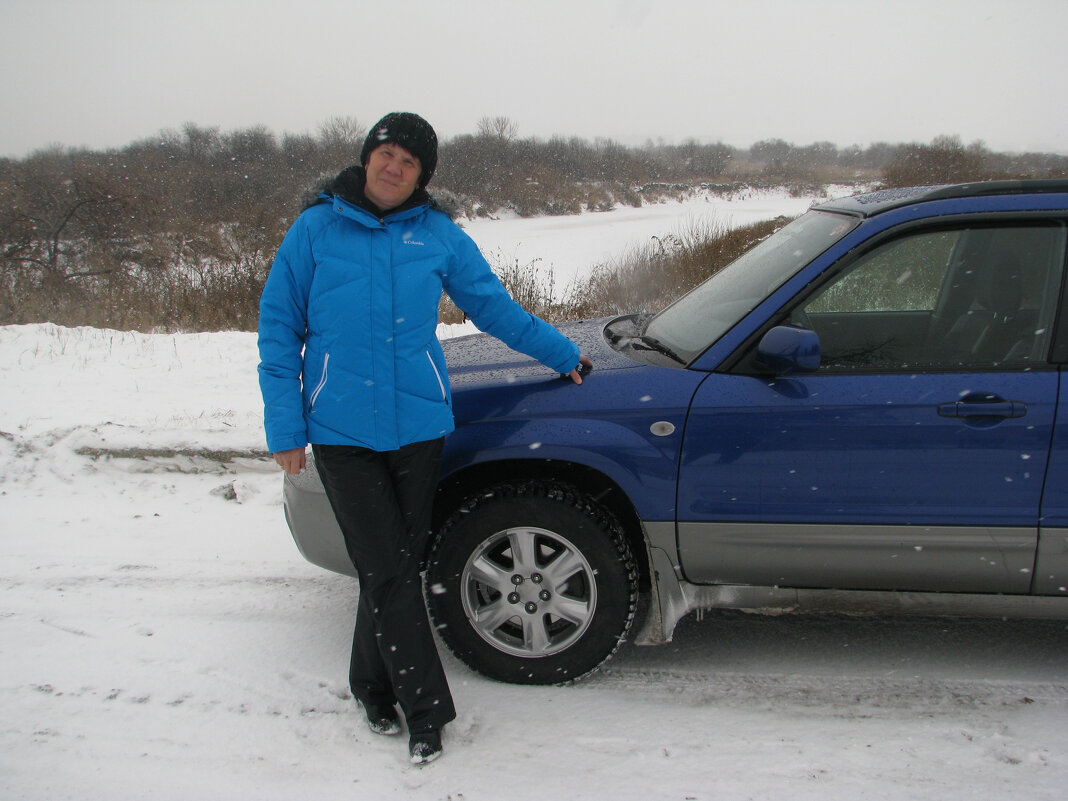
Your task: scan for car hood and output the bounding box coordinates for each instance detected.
[443,317,640,385]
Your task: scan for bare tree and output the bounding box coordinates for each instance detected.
[181,122,221,163]
[476,115,518,142]
[317,115,366,159]
[0,148,141,322]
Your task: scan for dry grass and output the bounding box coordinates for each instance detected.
[566,216,791,320]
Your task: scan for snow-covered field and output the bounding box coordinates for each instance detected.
[461,186,824,292]
[3,191,1066,800]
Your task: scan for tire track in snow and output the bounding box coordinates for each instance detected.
[587,666,1068,715]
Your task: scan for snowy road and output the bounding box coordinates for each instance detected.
[3,455,1066,801]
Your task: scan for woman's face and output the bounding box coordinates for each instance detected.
[363,143,421,211]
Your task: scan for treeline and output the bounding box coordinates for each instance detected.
[742,134,1068,188]
[1,115,1065,332]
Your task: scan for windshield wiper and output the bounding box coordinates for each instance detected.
[631,334,686,364]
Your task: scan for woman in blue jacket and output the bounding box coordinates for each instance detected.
[257,112,591,765]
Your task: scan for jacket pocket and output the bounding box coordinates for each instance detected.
[308,352,330,411]
[426,350,448,403]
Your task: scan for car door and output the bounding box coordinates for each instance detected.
[677,220,1067,594]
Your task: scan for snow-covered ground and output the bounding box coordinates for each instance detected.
[3,191,1067,800]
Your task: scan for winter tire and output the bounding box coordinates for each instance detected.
[426,481,638,684]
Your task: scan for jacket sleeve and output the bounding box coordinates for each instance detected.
[439,223,581,374]
[257,215,315,453]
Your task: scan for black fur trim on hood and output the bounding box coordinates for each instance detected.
[300,165,435,216]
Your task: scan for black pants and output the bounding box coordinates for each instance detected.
[312,439,456,734]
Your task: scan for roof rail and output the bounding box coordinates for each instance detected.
[817,179,1068,217]
[920,179,1068,201]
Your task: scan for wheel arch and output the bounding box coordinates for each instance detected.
[433,457,652,593]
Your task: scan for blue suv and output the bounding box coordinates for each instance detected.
[284,180,1068,684]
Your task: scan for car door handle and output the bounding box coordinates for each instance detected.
[937,399,1027,419]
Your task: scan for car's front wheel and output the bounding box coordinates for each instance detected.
[426,481,638,684]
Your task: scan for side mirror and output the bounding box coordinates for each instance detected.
[755,325,821,374]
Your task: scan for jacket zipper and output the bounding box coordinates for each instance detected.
[308,353,330,410]
[426,351,447,402]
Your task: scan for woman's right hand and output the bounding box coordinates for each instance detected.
[272,447,307,475]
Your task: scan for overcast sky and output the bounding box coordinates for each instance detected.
[2,0,1066,158]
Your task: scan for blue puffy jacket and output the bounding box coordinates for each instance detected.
[257,191,581,454]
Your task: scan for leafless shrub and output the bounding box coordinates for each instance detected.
[882,135,991,188]
[438,249,565,324]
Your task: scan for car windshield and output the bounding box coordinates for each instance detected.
[643,210,858,363]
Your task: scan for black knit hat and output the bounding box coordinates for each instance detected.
[360,112,438,188]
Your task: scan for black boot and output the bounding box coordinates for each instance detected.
[408,729,442,765]
[363,703,401,736]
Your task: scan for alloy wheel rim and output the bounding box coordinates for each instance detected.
[460,526,597,658]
